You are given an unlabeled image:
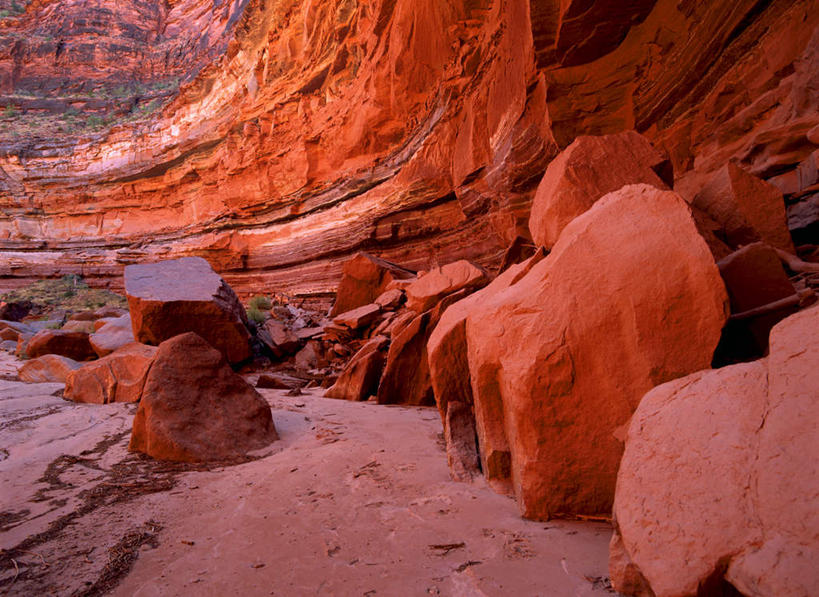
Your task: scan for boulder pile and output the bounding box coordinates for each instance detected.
[417,130,817,531]
[431,184,729,517]
[5,257,278,463]
[319,256,490,406]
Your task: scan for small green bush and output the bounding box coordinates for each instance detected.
[140,99,161,113]
[85,114,105,129]
[248,295,272,311]
[3,104,19,118]
[1,275,126,315]
[247,306,266,324]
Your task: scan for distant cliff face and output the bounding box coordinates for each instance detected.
[1,0,817,299]
[0,0,247,140]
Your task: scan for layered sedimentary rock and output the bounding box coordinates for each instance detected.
[1,0,816,298]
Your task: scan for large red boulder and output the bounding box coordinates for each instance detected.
[129,333,277,462]
[332,303,382,330]
[429,249,548,420]
[528,131,670,248]
[64,343,158,404]
[611,307,819,597]
[330,252,415,317]
[258,319,301,358]
[26,329,96,361]
[60,320,97,334]
[0,328,19,342]
[691,163,795,253]
[89,314,135,357]
[124,257,251,364]
[464,184,728,519]
[428,250,548,487]
[18,354,82,383]
[714,242,798,361]
[376,311,435,406]
[404,260,488,313]
[324,336,388,401]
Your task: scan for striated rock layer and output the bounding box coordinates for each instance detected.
[1,0,818,298]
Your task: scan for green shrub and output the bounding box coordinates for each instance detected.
[247,306,266,324]
[248,295,272,311]
[3,104,18,118]
[1,275,126,314]
[85,114,105,129]
[140,99,161,113]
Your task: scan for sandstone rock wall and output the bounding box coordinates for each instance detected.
[1,0,817,298]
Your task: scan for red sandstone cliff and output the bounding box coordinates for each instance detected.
[1,0,817,299]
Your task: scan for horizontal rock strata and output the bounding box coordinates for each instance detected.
[1,0,816,297]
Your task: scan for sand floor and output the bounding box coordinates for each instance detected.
[0,350,614,596]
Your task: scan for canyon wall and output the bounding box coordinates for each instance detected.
[1,0,817,301]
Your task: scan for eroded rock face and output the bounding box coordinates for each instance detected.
[0,0,241,98]
[444,401,481,483]
[129,333,277,462]
[611,306,819,597]
[125,257,251,364]
[1,0,814,299]
[463,185,728,519]
[0,301,32,322]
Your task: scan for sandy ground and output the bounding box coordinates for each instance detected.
[0,350,614,596]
